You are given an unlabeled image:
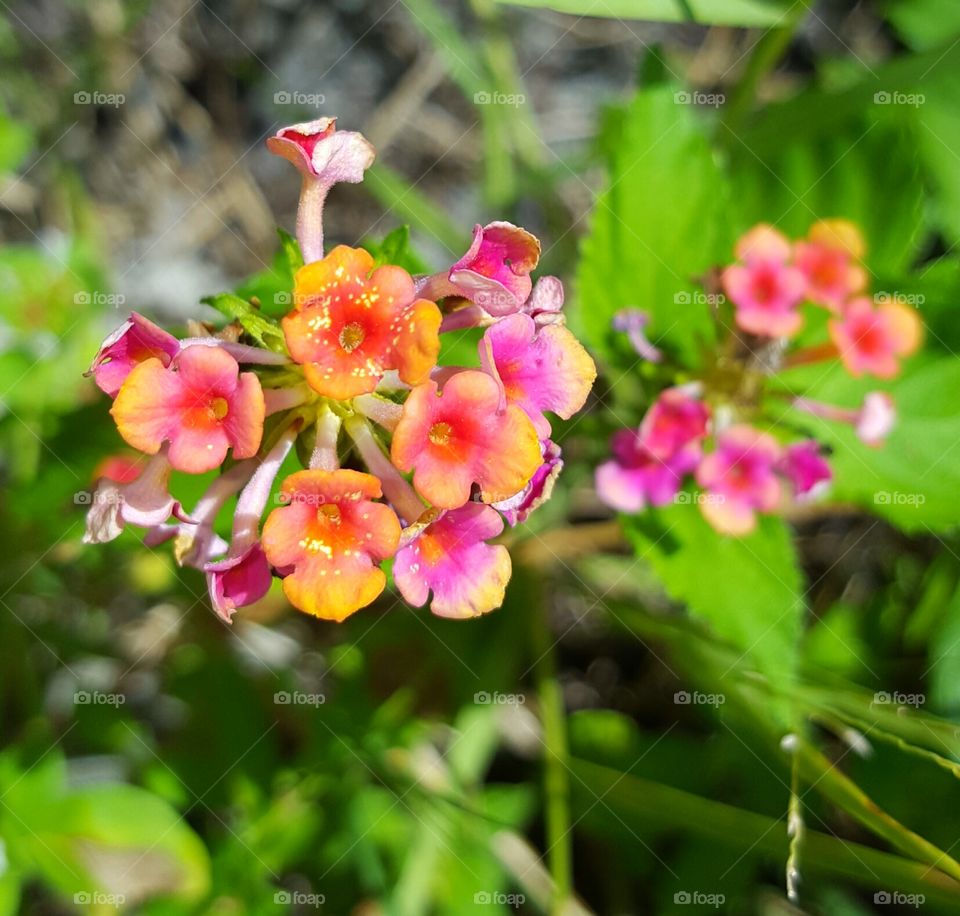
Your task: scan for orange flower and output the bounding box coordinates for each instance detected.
[282,246,441,400]
[794,219,868,311]
[261,469,401,621]
[110,346,264,474]
[391,370,541,509]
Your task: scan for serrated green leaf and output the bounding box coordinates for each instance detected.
[201,292,287,353]
[573,85,727,368]
[625,502,804,690]
[727,120,924,277]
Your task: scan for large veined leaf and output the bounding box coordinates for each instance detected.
[726,118,924,278]
[625,502,804,692]
[731,39,960,247]
[914,82,960,246]
[497,0,793,27]
[779,356,960,533]
[574,85,729,368]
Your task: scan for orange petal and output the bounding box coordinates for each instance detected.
[294,246,375,309]
[394,298,441,387]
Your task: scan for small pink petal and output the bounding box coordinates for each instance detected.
[735,224,792,264]
[777,440,832,497]
[494,440,563,526]
[87,313,180,398]
[206,544,273,623]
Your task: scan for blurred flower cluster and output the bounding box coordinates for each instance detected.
[83,118,596,622]
[597,220,921,535]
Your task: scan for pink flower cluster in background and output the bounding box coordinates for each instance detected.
[597,220,920,535]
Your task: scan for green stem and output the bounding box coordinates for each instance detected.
[525,566,572,912]
[786,748,803,904]
[569,758,960,906]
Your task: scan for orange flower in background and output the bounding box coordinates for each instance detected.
[282,246,441,400]
[829,295,922,378]
[794,218,868,311]
[261,469,401,621]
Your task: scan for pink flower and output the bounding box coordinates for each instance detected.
[393,504,511,619]
[82,450,188,544]
[266,118,375,263]
[203,423,299,622]
[777,440,832,498]
[595,389,708,515]
[261,469,401,622]
[86,313,180,397]
[282,246,441,400]
[696,425,782,535]
[855,392,896,446]
[438,272,567,335]
[419,222,541,316]
[640,387,710,460]
[791,391,897,448]
[829,296,922,378]
[794,219,867,311]
[206,545,273,623]
[595,428,696,513]
[390,370,542,510]
[110,345,265,474]
[479,313,596,437]
[722,225,806,338]
[734,224,793,263]
[522,276,566,327]
[494,440,563,527]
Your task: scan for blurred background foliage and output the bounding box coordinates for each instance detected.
[1,0,960,913]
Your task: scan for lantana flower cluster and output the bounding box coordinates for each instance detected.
[597,220,921,536]
[84,117,596,622]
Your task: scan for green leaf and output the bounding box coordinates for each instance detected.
[727,119,924,277]
[882,0,960,50]
[363,225,429,274]
[0,867,19,916]
[276,227,303,274]
[927,577,960,713]
[574,85,728,368]
[496,0,793,27]
[780,356,960,532]
[55,784,211,902]
[0,755,210,906]
[201,292,287,353]
[914,83,960,246]
[625,502,804,691]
